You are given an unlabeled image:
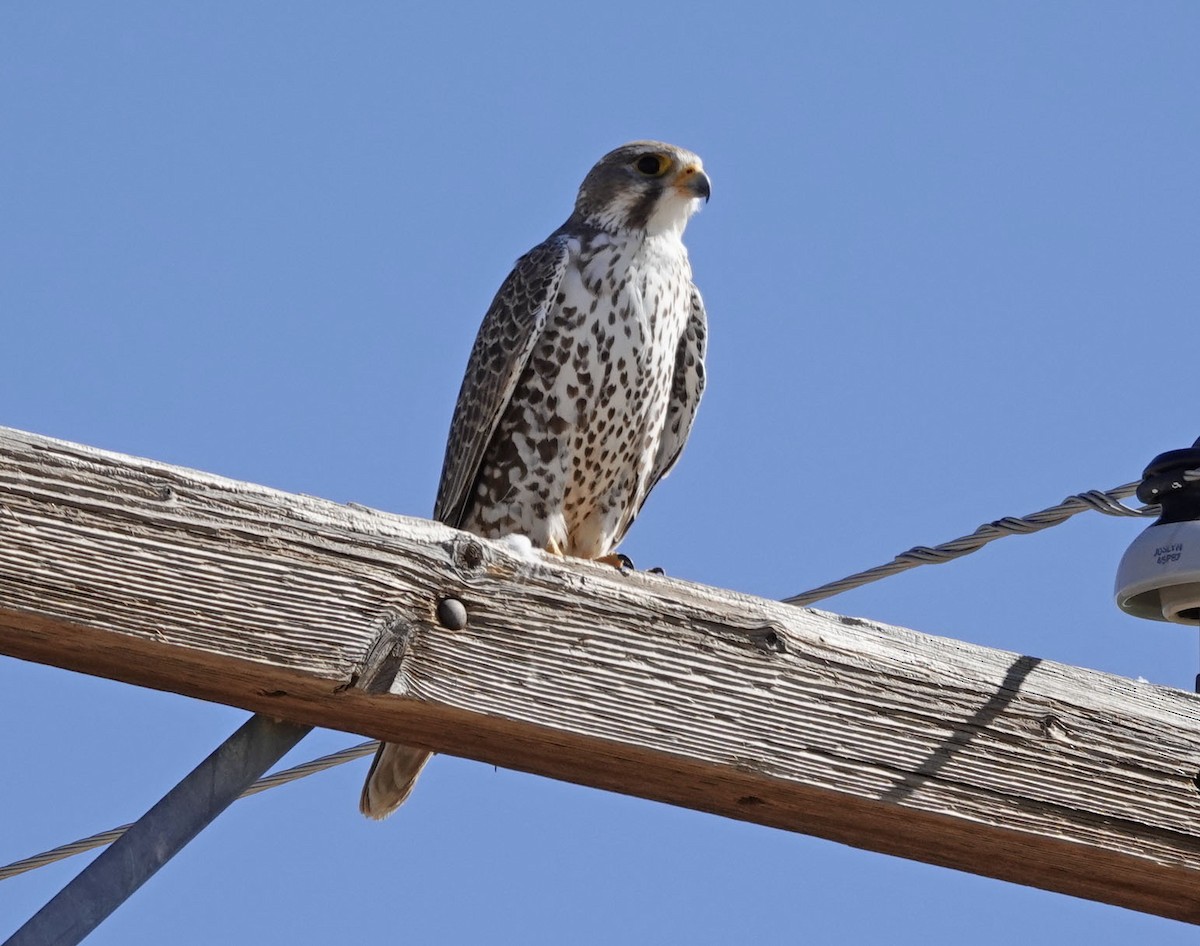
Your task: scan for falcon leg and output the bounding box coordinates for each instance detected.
[545,537,567,557]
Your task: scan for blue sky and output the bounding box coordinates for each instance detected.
[3,3,1199,942]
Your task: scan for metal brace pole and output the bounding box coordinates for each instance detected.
[4,714,312,946]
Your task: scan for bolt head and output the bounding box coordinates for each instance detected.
[436,597,468,630]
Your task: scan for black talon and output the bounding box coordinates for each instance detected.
[648,566,666,575]
[615,552,635,574]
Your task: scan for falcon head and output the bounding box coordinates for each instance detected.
[572,141,711,237]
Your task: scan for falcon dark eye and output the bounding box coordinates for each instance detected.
[634,154,671,177]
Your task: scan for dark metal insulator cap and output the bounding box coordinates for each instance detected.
[1136,436,1200,524]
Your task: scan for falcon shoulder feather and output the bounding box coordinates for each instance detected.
[432,235,571,528]
[638,285,708,518]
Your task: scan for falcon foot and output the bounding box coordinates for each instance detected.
[596,552,636,573]
[594,554,666,576]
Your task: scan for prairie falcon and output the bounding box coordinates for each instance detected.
[360,140,711,818]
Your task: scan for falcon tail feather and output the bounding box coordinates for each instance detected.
[359,742,432,819]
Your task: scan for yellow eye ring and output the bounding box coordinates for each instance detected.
[634,153,671,177]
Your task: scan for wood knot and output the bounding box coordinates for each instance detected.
[452,537,486,574]
[749,624,788,654]
[1038,714,1071,742]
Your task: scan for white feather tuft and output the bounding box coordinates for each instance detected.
[496,533,538,561]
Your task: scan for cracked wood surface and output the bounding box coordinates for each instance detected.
[1,425,1199,922]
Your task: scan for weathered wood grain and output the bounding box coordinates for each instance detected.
[1,425,1199,922]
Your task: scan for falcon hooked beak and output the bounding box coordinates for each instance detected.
[675,164,712,203]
